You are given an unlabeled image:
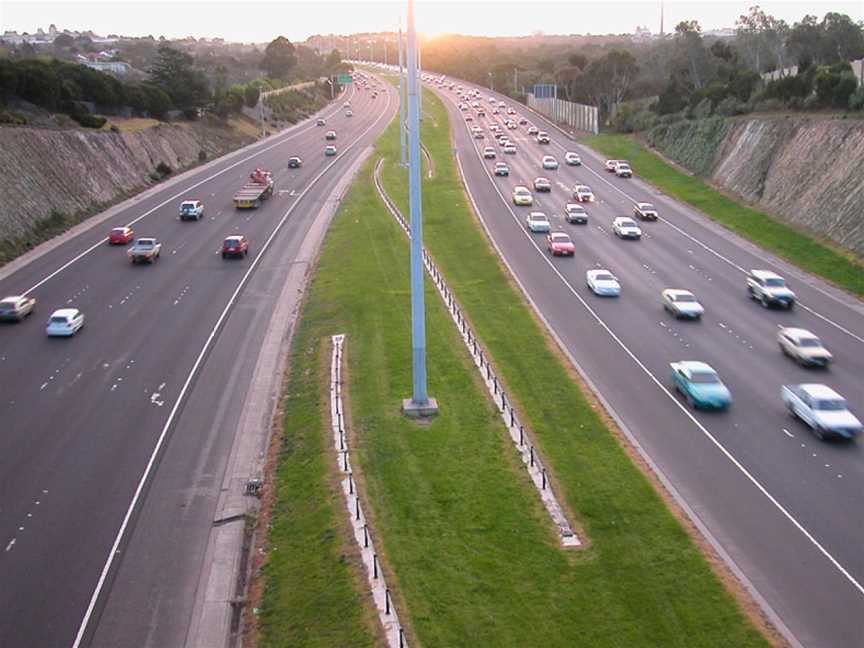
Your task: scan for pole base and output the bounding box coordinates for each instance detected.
[401,397,439,418]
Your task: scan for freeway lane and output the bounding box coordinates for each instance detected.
[0,76,394,648]
[430,78,864,647]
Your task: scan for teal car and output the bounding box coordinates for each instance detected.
[670,361,731,410]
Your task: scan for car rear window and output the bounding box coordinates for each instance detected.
[50,316,68,323]
[689,371,718,384]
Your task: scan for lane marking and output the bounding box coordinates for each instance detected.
[72,80,393,648]
[447,93,864,600]
[515,90,864,345]
[20,86,358,297]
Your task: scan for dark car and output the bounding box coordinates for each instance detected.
[288,157,303,168]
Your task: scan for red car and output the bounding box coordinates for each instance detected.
[547,232,575,256]
[108,226,134,245]
[222,235,249,259]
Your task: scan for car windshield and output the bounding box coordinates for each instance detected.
[674,294,696,302]
[689,371,719,384]
[641,204,654,210]
[815,398,846,411]
[111,228,126,233]
[797,338,822,348]
[0,300,15,309]
[765,278,786,287]
[596,273,615,282]
[618,164,630,169]
[137,241,154,248]
[552,235,569,242]
[620,220,636,227]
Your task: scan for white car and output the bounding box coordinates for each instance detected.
[536,131,551,144]
[494,162,510,176]
[542,155,559,170]
[345,109,353,117]
[662,289,704,319]
[512,186,533,206]
[587,270,620,296]
[507,121,518,130]
[564,203,588,224]
[526,212,551,233]
[613,217,642,239]
[615,161,633,177]
[778,328,833,367]
[605,159,621,172]
[503,143,517,155]
[573,185,595,202]
[179,200,204,221]
[483,146,496,159]
[46,308,84,337]
[564,152,582,166]
[527,126,539,135]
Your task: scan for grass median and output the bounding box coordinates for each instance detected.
[582,132,864,298]
[255,85,771,646]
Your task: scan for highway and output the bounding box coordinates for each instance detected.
[0,76,395,648]
[427,76,864,647]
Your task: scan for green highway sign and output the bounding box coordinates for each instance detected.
[337,74,354,84]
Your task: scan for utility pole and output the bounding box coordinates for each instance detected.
[417,32,423,118]
[514,67,518,95]
[402,0,437,417]
[398,22,407,166]
[384,39,388,66]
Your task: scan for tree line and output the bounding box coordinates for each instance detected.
[0,35,343,127]
[414,8,864,128]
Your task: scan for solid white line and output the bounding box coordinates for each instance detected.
[448,90,864,599]
[71,83,393,648]
[22,86,356,297]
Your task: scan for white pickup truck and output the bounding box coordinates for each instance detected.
[782,384,861,440]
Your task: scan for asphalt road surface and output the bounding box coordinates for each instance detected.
[429,76,864,648]
[0,76,395,648]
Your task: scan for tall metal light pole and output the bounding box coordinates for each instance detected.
[417,32,423,117]
[402,0,437,417]
[398,22,407,166]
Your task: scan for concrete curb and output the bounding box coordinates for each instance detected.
[329,335,409,648]
[184,145,375,648]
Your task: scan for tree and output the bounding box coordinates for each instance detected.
[820,12,864,62]
[261,36,297,80]
[567,52,587,70]
[813,63,859,107]
[53,34,74,49]
[673,20,712,89]
[149,45,210,111]
[786,15,822,69]
[581,50,639,122]
[243,83,260,107]
[325,49,342,74]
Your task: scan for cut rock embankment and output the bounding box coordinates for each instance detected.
[646,116,864,256]
[0,120,254,250]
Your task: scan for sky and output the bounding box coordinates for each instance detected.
[1,0,860,43]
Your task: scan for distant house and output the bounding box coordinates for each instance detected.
[1,31,24,44]
[84,60,132,75]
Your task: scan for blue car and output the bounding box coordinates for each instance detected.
[670,361,731,410]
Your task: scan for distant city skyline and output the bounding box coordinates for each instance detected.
[2,1,860,43]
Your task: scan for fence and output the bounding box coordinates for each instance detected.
[373,159,580,548]
[526,93,599,135]
[330,334,408,648]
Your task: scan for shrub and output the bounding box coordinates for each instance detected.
[198,149,207,161]
[763,74,812,102]
[71,113,107,128]
[155,161,173,176]
[715,96,741,116]
[752,98,785,113]
[849,85,864,111]
[110,124,120,133]
[0,110,27,125]
[814,66,859,108]
[690,97,713,119]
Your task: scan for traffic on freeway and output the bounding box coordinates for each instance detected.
[427,72,864,648]
[0,74,395,648]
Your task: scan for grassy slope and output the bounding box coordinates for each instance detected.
[257,81,769,646]
[582,133,864,298]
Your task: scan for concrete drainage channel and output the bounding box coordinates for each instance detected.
[330,335,409,648]
[373,158,580,548]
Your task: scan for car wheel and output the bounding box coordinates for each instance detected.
[686,393,696,408]
[812,425,825,441]
[222,253,227,259]
[244,250,248,257]
[760,294,769,308]
[747,286,754,298]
